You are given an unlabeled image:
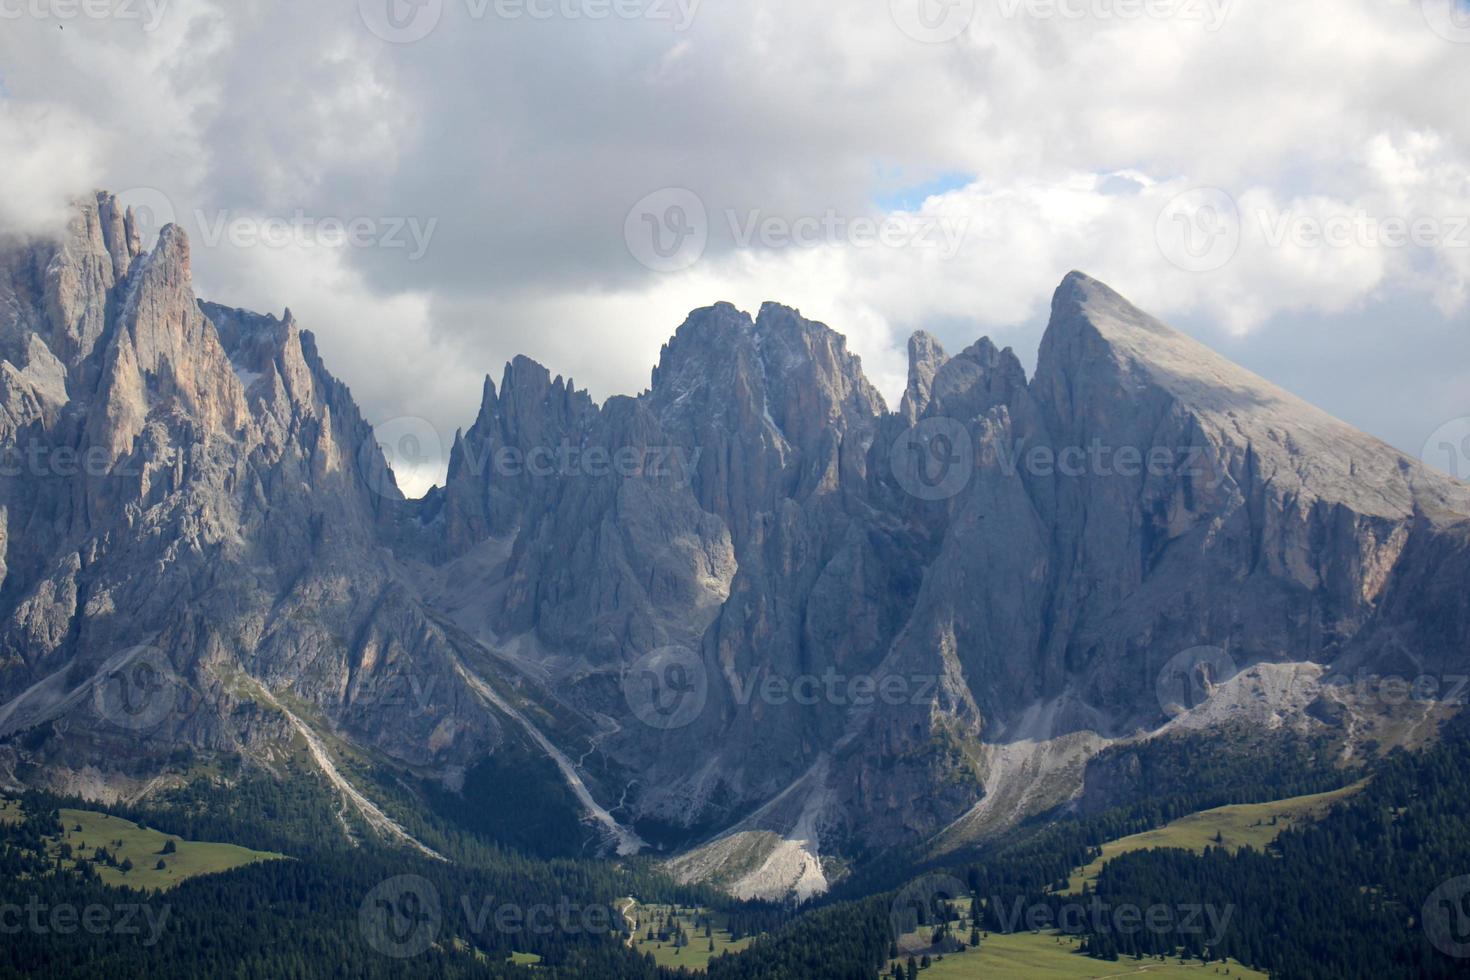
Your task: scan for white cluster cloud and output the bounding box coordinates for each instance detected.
[0,0,1465,490]
[0,103,103,235]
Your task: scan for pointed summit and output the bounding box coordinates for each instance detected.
[1038,269,1308,424]
[900,331,948,422]
[1043,271,1178,359]
[1031,271,1466,520]
[1039,270,1386,444]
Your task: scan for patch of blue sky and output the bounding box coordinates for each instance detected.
[873,171,973,212]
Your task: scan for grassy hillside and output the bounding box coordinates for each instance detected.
[623,901,757,971]
[1063,782,1364,893]
[887,896,1266,979]
[38,802,286,891]
[914,930,1267,979]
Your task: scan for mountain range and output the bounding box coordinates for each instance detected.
[1,191,1467,902]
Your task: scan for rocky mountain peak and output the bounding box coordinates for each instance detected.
[95,191,140,284]
[493,354,594,431]
[1038,269,1252,410]
[1032,271,1470,522]
[83,223,249,466]
[6,195,1470,904]
[752,301,886,431]
[900,330,948,421]
[470,373,499,429]
[648,302,755,402]
[922,335,1029,426]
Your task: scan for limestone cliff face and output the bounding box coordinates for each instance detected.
[1,198,1468,884]
[0,194,500,799]
[422,270,1470,856]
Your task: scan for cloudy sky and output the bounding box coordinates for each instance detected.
[1,0,1467,494]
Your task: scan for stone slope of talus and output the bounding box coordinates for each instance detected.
[0,197,1467,896]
